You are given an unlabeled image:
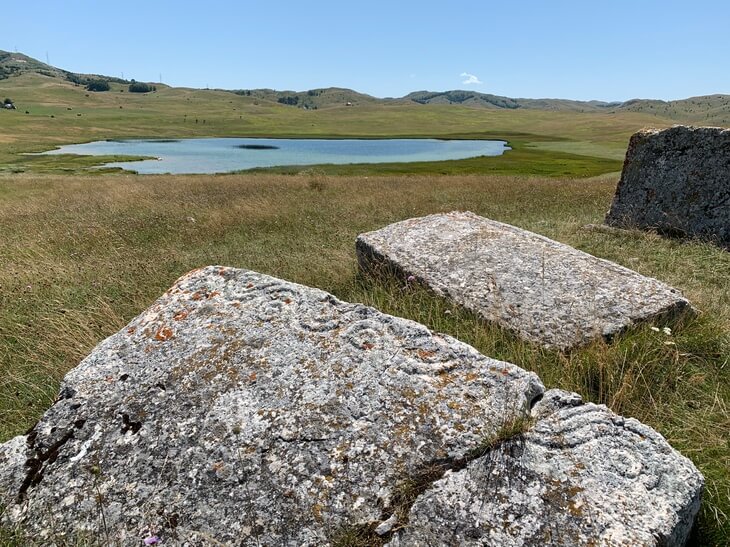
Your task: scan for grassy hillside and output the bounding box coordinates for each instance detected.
[404,89,620,111]
[618,94,730,125]
[0,50,130,86]
[231,87,380,109]
[0,72,672,175]
[0,51,67,80]
[0,52,727,176]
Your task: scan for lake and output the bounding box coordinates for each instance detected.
[42,138,510,174]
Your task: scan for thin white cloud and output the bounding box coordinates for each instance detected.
[460,72,482,85]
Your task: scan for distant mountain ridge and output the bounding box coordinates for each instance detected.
[2,50,729,122]
[402,90,623,111]
[0,51,130,87]
[229,87,379,109]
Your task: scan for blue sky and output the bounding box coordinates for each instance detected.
[3,0,729,101]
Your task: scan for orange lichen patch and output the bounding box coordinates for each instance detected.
[173,310,189,321]
[437,371,455,388]
[127,327,136,335]
[464,371,480,382]
[212,461,225,472]
[417,349,436,360]
[191,289,220,301]
[401,387,418,402]
[246,283,254,289]
[248,372,257,383]
[163,286,182,297]
[393,422,412,439]
[104,376,114,383]
[218,268,227,276]
[283,297,292,304]
[362,342,374,350]
[155,326,174,341]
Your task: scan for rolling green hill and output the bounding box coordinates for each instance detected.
[0,50,728,176]
[402,90,621,112]
[231,87,380,109]
[3,50,729,124]
[0,50,131,87]
[617,94,730,125]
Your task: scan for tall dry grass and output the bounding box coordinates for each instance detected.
[0,171,728,544]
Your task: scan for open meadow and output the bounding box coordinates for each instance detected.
[0,73,728,545]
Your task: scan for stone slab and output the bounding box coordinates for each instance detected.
[0,266,543,545]
[388,389,703,547]
[357,212,692,350]
[606,125,730,249]
[0,267,702,546]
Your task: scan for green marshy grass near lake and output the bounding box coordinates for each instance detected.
[0,172,728,545]
[0,72,661,177]
[0,134,622,178]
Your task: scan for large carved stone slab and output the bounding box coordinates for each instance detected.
[606,125,730,249]
[357,212,691,350]
[0,266,543,545]
[0,268,702,546]
[387,390,704,547]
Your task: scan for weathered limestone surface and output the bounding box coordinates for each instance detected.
[0,267,702,546]
[387,390,703,547]
[606,126,730,248]
[0,266,543,545]
[357,212,691,350]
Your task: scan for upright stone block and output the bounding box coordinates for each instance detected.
[606,125,730,248]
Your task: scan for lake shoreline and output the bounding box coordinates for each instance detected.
[41,137,511,175]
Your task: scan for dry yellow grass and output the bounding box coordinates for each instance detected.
[0,171,728,544]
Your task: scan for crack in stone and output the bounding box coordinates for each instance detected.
[338,419,533,544]
[18,428,76,502]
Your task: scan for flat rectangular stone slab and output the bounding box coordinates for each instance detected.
[357,212,692,350]
[606,126,730,248]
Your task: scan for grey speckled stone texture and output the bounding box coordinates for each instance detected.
[357,212,692,350]
[0,268,702,546]
[387,389,703,547]
[0,266,543,545]
[606,125,730,249]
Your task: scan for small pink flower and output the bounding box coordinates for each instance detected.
[407,275,416,283]
[144,536,161,545]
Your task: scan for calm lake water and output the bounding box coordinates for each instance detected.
[43,138,510,174]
